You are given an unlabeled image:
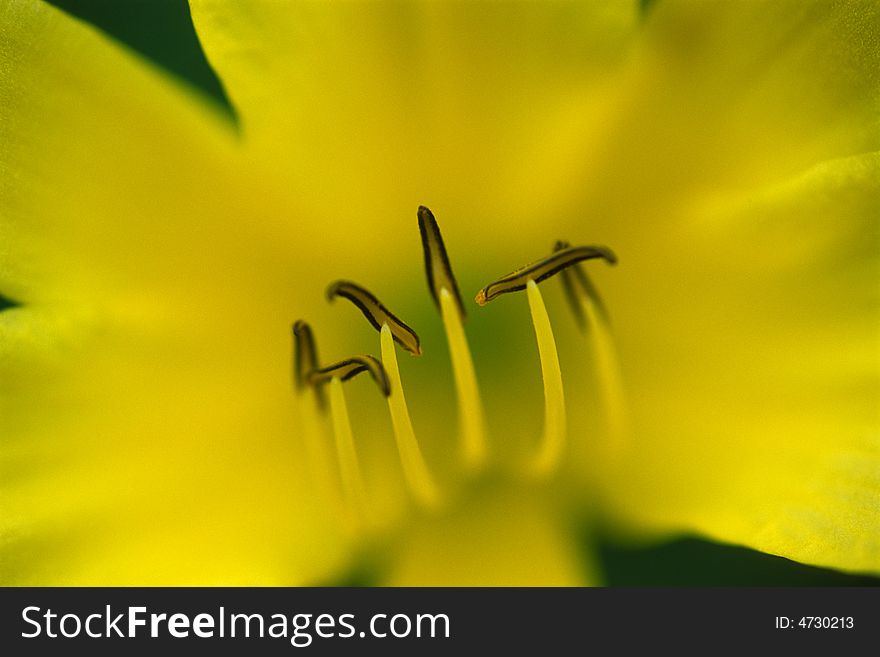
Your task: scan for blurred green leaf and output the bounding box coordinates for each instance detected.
[598,536,880,586]
[0,293,20,312]
[45,0,232,112]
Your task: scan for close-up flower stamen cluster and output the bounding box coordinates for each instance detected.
[292,205,618,540]
[1,0,877,586]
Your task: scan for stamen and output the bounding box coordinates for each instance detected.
[554,241,628,454]
[327,281,421,355]
[380,324,440,509]
[292,320,326,408]
[311,355,393,529]
[526,280,566,476]
[324,278,439,506]
[439,287,487,469]
[554,240,608,329]
[328,377,371,528]
[309,355,390,396]
[418,206,466,319]
[291,321,341,523]
[418,206,487,468]
[475,249,573,475]
[475,244,616,306]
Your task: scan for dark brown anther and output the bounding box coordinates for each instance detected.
[292,320,327,408]
[309,355,391,397]
[326,280,422,355]
[554,240,609,329]
[418,206,466,320]
[475,244,616,305]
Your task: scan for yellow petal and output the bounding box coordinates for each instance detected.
[385,483,597,586]
[0,0,350,584]
[5,0,878,585]
[588,150,879,574]
[560,0,880,574]
[189,0,880,575]
[189,0,639,258]
[557,0,880,228]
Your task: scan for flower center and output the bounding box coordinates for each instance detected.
[293,206,619,534]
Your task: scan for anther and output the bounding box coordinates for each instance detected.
[291,321,339,521]
[292,320,326,407]
[475,244,616,306]
[327,281,422,356]
[308,353,388,530]
[418,206,487,469]
[309,355,390,396]
[475,246,605,475]
[418,205,466,319]
[554,241,628,455]
[554,241,608,329]
[324,284,438,508]
[292,320,318,390]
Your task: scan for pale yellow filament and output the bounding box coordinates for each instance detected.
[296,386,341,514]
[439,287,488,470]
[582,298,629,456]
[526,280,566,476]
[328,377,370,527]
[380,323,441,509]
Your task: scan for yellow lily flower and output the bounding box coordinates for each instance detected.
[1,0,877,586]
